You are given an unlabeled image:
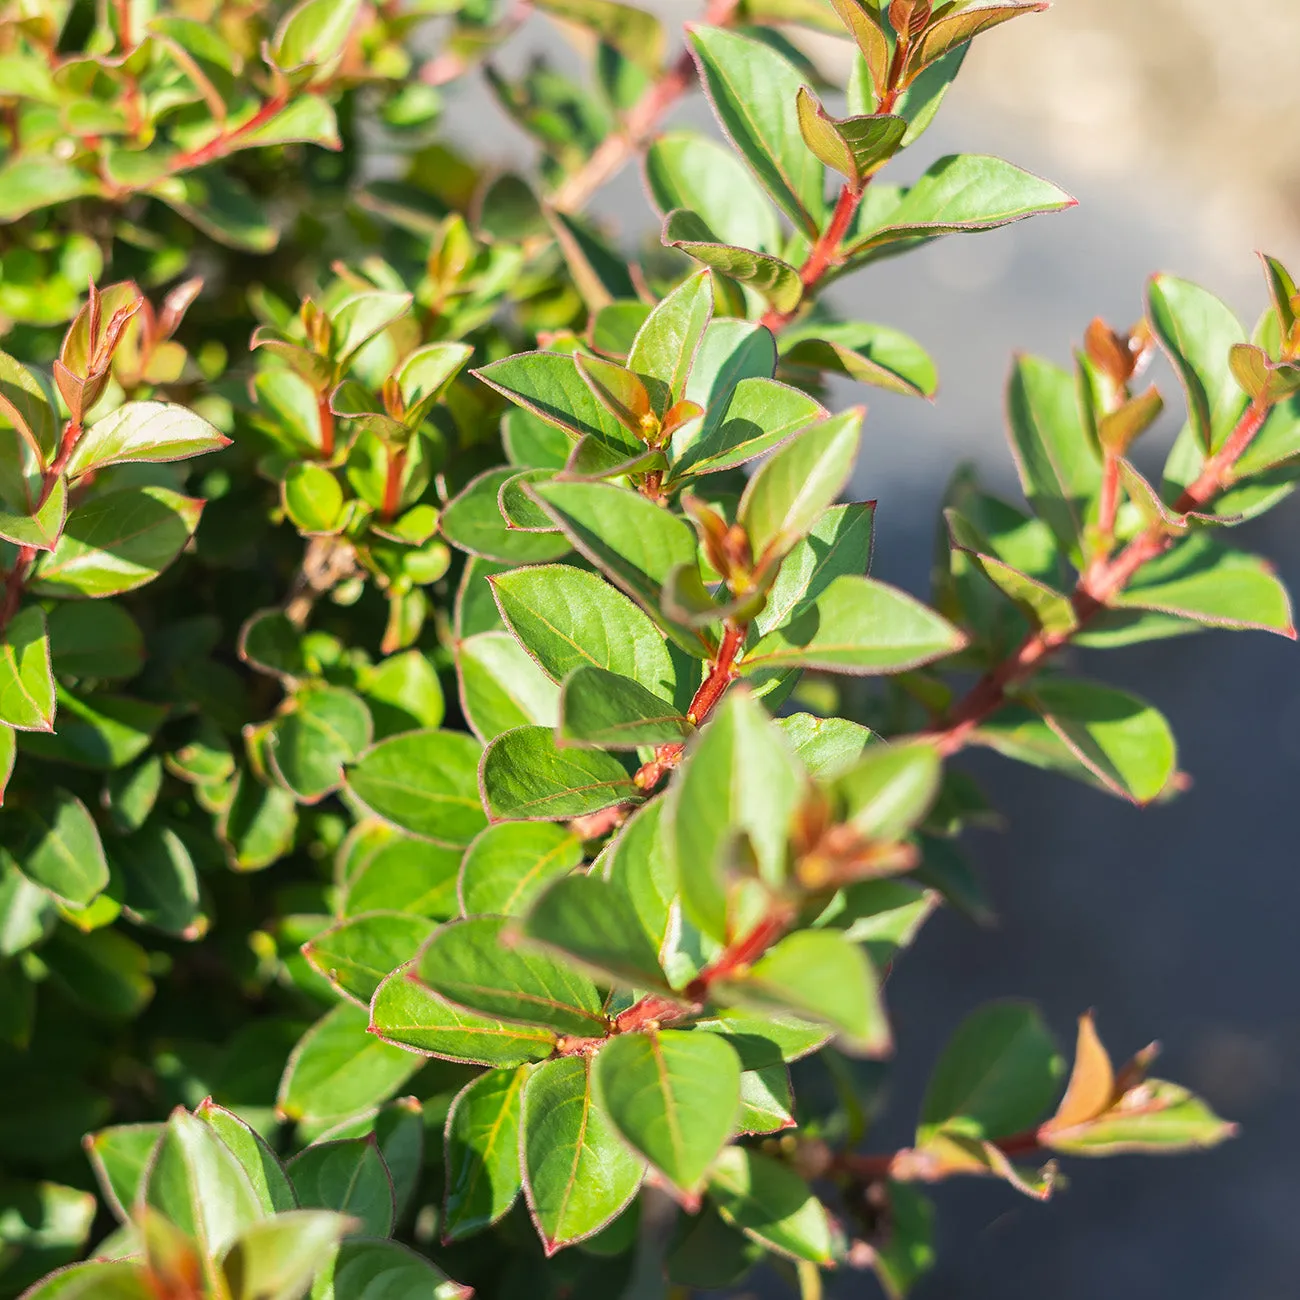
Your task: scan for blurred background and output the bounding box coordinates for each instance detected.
[440,2,1300,1295]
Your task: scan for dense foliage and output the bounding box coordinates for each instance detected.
[0,1,1292,1297]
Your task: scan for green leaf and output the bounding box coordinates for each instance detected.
[598,800,676,969]
[443,1066,529,1241]
[278,1002,423,1129]
[559,667,692,749]
[236,96,341,150]
[221,1211,350,1300]
[718,929,889,1056]
[743,575,966,675]
[416,915,606,1036]
[535,0,663,71]
[85,1123,164,1221]
[1042,1079,1237,1155]
[152,169,279,253]
[492,563,678,698]
[847,154,1074,257]
[219,772,298,872]
[627,270,714,407]
[595,1029,740,1200]
[1147,274,1248,453]
[304,912,436,1005]
[457,631,560,742]
[662,211,802,314]
[707,1147,832,1264]
[193,1100,297,1215]
[0,158,100,223]
[283,462,345,534]
[870,1181,936,1299]
[6,789,107,906]
[0,857,56,956]
[458,821,583,918]
[0,605,54,731]
[739,409,862,563]
[360,650,445,739]
[288,1137,395,1237]
[268,687,372,804]
[481,725,639,821]
[907,2,1047,73]
[312,1239,468,1300]
[521,1056,645,1254]
[688,27,826,236]
[239,609,306,682]
[272,0,361,69]
[918,1001,1061,1143]
[114,823,206,940]
[777,713,873,780]
[780,319,938,399]
[370,966,558,1066]
[31,487,202,598]
[736,1065,795,1135]
[345,729,487,845]
[20,689,165,770]
[644,131,782,254]
[1005,355,1100,558]
[40,925,153,1019]
[796,88,905,184]
[666,690,802,939]
[0,475,66,552]
[46,602,143,681]
[64,401,228,479]
[440,468,571,565]
[834,740,942,842]
[522,873,670,989]
[342,835,461,920]
[978,678,1177,804]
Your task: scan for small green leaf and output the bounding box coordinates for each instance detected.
[559,666,692,749]
[193,1100,297,1215]
[0,475,66,552]
[85,1123,164,1221]
[595,1029,741,1200]
[440,468,571,564]
[360,650,445,738]
[20,689,165,770]
[416,915,607,1037]
[313,1238,468,1300]
[1042,1079,1237,1155]
[457,631,560,742]
[47,602,143,681]
[304,912,436,1005]
[267,687,372,804]
[521,1056,645,1254]
[736,1065,795,1135]
[780,320,938,399]
[114,824,206,940]
[907,2,1047,74]
[834,740,942,842]
[0,606,54,732]
[65,401,228,479]
[458,820,583,918]
[219,771,299,872]
[662,211,803,314]
[272,0,361,69]
[627,270,714,407]
[443,1066,529,1241]
[777,713,873,780]
[288,1137,395,1237]
[283,462,346,534]
[6,789,107,906]
[708,1147,832,1264]
[481,725,639,821]
[221,1211,350,1300]
[796,88,905,185]
[342,835,461,920]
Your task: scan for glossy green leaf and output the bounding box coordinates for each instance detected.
[288,1137,395,1237]
[777,713,873,780]
[342,835,461,920]
[221,1211,349,1300]
[20,688,165,770]
[908,1,1047,72]
[313,1238,468,1300]
[219,772,299,872]
[0,475,66,552]
[627,270,714,407]
[193,1100,297,1216]
[272,0,361,69]
[662,211,802,314]
[268,687,372,804]
[360,650,445,738]
[796,88,905,184]
[458,821,583,918]
[780,319,938,399]
[283,462,345,534]
[708,1147,832,1264]
[457,630,560,742]
[85,1123,164,1221]
[416,915,606,1036]
[535,0,664,71]
[0,605,54,731]
[559,666,692,749]
[114,824,206,940]
[440,468,571,564]
[442,1066,529,1241]
[6,789,107,906]
[345,729,487,845]
[481,725,639,821]
[834,740,942,842]
[46,602,143,681]
[599,800,676,967]
[304,912,436,1005]
[736,1064,795,1135]
[521,1056,645,1254]
[65,401,228,479]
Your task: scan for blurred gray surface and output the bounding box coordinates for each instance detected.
[442,17,1300,1295]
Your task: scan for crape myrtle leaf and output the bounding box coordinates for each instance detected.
[457,630,560,742]
[40,926,153,1020]
[688,26,826,237]
[239,610,306,682]
[443,1066,529,1241]
[193,1100,297,1215]
[521,1055,646,1254]
[0,159,100,224]
[627,269,714,407]
[304,912,437,1006]
[440,468,571,564]
[287,1136,396,1238]
[20,689,166,770]
[777,713,873,780]
[271,0,362,70]
[589,302,652,363]
[665,1202,763,1288]
[832,1,890,103]
[64,402,229,478]
[1233,393,1300,477]
[546,210,639,312]
[669,377,826,482]
[491,563,677,698]
[666,690,802,940]
[522,873,671,989]
[268,687,372,804]
[218,771,298,872]
[84,1123,164,1221]
[0,475,66,552]
[278,1002,423,1129]
[531,479,712,657]
[715,929,890,1056]
[459,820,583,918]
[834,740,943,843]
[1112,532,1296,636]
[372,1098,424,1220]
[481,724,639,821]
[328,292,412,368]
[846,154,1074,257]
[535,0,664,73]
[1003,677,1178,805]
[1147,274,1248,453]
[499,468,563,532]
[0,347,57,459]
[47,602,144,680]
[707,1146,832,1264]
[143,1107,266,1264]
[1044,1012,1114,1132]
[598,799,676,966]
[560,434,665,483]
[755,502,875,636]
[114,823,207,940]
[282,462,345,534]
[345,729,487,845]
[870,1180,936,1300]
[220,1211,350,1300]
[644,131,782,254]
[312,1238,469,1300]
[31,488,203,599]
[370,965,558,1066]
[662,210,803,314]
[1005,355,1100,559]
[736,1064,796,1135]
[16,1261,156,1298]
[458,557,512,638]
[743,575,966,675]
[6,789,108,906]
[0,605,54,731]
[819,880,936,966]
[473,353,643,455]
[738,408,862,562]
[795,89,906,185]
[594,1029,741,1201]
[360,650,445,739]
[907,2,1047,74]
[0,857,55,955]
[1042,1079,1237,1156]
[416,914,607,1037]
[918,1001,1062,1144]
[152,169,280,253]
[780,319,938,399]
[677,316,779,415]
[559,666,693,749]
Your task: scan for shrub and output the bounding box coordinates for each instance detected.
[0,1,1290,1297]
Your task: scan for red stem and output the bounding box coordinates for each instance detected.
[317,394,335,460]
[837,1128,1043,1183]
[380,447,406,519]
[168,92,289,174]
